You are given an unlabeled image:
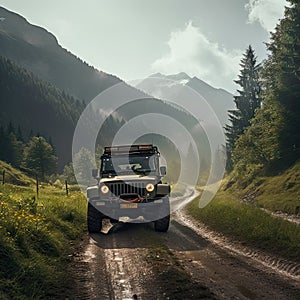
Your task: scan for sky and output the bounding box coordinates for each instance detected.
[0,0,286,92]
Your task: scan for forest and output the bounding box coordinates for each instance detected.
[224,0,300,187]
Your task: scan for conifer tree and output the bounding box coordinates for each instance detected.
[0,123,24,166]
[261,0,300,163]
[225,45,261,171]
[16,125,24,142]
[23,136,57,180]
[231,0,300,177]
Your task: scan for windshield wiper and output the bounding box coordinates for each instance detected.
[133,168,152,175]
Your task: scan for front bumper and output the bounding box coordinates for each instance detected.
[89,197,170,220]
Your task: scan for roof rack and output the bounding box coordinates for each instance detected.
[103,144,158,156]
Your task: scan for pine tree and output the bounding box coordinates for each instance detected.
[231,0,300,178]
[261,0,300,164]
[0,125,8,162]
[17,125,24,142]
[0,123,24,166]
[63,162,77,184]
[73,148,95,186]
[7,121,15,135]
[7,133,24,167]
[23,136,57,180]
[48,136,56,155]
[28,129,34,140]
[225,45,261,171]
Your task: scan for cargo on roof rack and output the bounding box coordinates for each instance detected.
[104,144,158,155]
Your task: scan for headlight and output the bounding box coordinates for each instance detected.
[146,183,155,192]
[100,185,109,194]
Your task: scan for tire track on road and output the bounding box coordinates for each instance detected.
[167,211,300,299]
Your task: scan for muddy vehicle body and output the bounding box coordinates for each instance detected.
[87,145,170,233]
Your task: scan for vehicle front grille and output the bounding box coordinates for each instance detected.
[107,181,147,197]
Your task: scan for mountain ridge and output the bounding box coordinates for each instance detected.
[0,7,213,174]
[0,6,121,102]
[0,6,59,48]
[136,72,235,126]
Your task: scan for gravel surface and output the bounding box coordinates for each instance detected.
[69,211,300,299]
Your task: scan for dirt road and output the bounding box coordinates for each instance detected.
[71,212,300,300]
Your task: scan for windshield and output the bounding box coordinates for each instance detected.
[101,155,157,176]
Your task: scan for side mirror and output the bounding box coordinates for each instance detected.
[92,169,99,178]
[160,166,167,176]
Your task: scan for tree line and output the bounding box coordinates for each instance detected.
[225,0,300,184]
[0,122,57,180]
[0,55,85,169]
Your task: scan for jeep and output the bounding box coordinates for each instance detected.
[87,144,171,233]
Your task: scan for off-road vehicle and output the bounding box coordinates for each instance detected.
[87,144,170,233]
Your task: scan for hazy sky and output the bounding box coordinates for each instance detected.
[0,0,286,92]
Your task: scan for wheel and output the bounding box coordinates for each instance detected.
[154,197,170,232]
[87,202,104,233]
[154,214,170,232]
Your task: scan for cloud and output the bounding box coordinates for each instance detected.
[246,0,286,32]
[97,108,123,122]
[151,21,242,92]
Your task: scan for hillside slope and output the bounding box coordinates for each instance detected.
[223,161,300,215]
[186,161,300,262]
[0,6,121,102]
[0,160,34,186]
[0,161,86,299]
[0,56,84,168]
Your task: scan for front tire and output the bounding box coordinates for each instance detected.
[154,197,170,232]
[154,214,170,232]
[87,202,104,233]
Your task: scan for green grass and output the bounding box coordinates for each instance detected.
[254,162,300,214]
[224,161,300,214]
[187,190,300,261]
[0,178,87,299]
[0,161,34,186]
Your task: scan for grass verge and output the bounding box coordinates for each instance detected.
[0,182,86,299]
[224,161,300,214]
[187,191,300,261]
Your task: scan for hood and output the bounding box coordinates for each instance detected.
[100,174,157,183]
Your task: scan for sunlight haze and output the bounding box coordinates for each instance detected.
[0,0,286,92]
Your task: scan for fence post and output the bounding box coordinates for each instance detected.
[36,175,39,198]
[2,170,5,185]
[65,180,69,196]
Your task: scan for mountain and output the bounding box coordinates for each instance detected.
[0,6,120,102]
[150,72,191,84]
[0,56,85,169]
[0,7,213,179]
[137,73,235,126]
